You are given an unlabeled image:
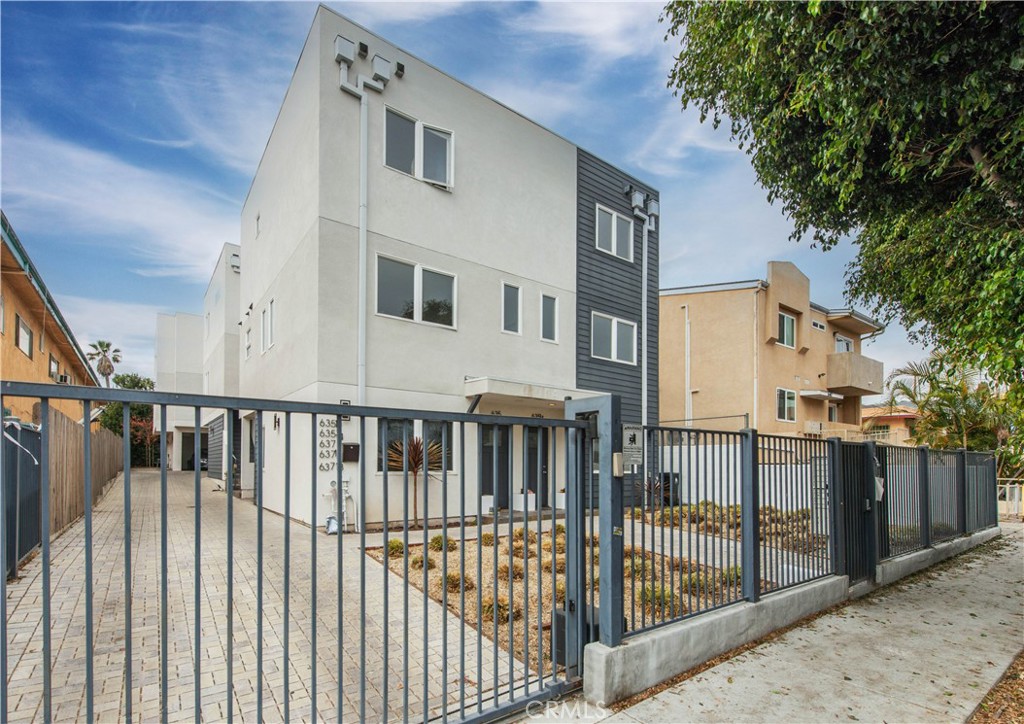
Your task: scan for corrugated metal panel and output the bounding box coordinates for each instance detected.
[575,149,659,425]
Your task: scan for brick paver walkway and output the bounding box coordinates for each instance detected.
[4,470,517,722]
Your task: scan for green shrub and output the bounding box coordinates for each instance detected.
[554,523,566,535]
[479,532,495,547]
[497,560,525,581]
[685,571,709,594]
[429,534,457,553]
[512,527,537,543]
[554,580,566,605]
[445,571,473,593]
[720,565,741,586]
[481,594,522,622]
[387,538,405,556]
[637,584,681,614]
[410,554,435,571]
[624,555,656,581]
[511,539,537,559]
[541,555,566,574]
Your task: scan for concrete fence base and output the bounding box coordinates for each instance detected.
[583,576,849,706]
[583,525,1003,706]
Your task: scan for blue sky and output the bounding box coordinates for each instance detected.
[1,1,927,386]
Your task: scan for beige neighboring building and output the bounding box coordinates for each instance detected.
[659,261,884,438]
[861,403,920,446]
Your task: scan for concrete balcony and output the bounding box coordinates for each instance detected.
[827,352,883,396]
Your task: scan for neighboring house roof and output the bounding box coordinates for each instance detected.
[661,271,884,334]
[1,210,101,386]
[863,403,920,420]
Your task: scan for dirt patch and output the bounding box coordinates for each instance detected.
[969,649,1024,723]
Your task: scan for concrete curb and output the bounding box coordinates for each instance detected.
[874,525,1001,587]
[582,575,849,706]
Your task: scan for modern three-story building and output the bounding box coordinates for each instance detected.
[158,6,659,529]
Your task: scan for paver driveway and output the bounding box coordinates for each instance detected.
[4,470,517,722]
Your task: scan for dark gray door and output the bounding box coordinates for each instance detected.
[481,425,510,509]
[526,427,549,505]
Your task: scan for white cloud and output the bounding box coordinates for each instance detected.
[57,295,170,380]
[3,124,236,281]
[476,77,589,127]
[630,102,741,177]
[335,1,471,26]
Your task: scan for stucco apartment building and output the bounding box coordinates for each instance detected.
[1,210,100,422]
[157,6,659,529]
[659,261,883,438]
[862,403,920,446]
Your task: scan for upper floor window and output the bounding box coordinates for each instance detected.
[835,334,854,353]
[777,311,796,348]
[49,355,59,379]
[776,388,796,422]
[502,283,521,334]
[541,294,558,343]
[385,108,453,188]
[596,205,633,261]
[811,319,826,332]
[15,315,33,359]
[261,299,275,353]
[591,312,636,365]
[377,255,455,328]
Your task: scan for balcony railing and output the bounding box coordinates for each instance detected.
[826,352,883,396]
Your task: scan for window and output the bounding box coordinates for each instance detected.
[261,300,275,353]
[835,335,853,353]
[777,311,796,348]
[384,108,453,187]
[812,319,826,332]
[378,419,413,471]
[502,283,521,334]
[828,404,839,423]
[245,329,252,359]
[541,294,558,342]
[377,256,455,328]
[776,388,796,422]
[595,205,633,261]
[49,355,59,379]
[15,315,32,358]
[591,312,636,365]
[423,420,454,471]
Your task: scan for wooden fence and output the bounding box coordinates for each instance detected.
[47,407,123,536]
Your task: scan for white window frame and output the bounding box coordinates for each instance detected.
[49,354,60,380]
[540,293,559,343]
[383,107,455,189]
[15,315,32,359]
[594,203,634,262]
[777,311,796,349]
[828,403,839,423]
[811,319,826,331]
[591,311,637,365]
[501,282,521,335]
[835,334,854,353]
[268,299,275,349]
[776,388,797,422]
[375,254,458,330]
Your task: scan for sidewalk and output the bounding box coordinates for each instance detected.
[536,522,1023,723]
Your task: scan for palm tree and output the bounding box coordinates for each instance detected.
[387,435,443,528]
[87,340,122,388]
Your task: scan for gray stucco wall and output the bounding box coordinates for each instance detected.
[575,149,659,426]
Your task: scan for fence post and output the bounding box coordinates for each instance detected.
[740,428,760,603]
[863,441,879,575]
[565,394,623,650]
[918,446,932,549]
[956,449,968,536]
[989,456,999,527]
[827,437,846,577]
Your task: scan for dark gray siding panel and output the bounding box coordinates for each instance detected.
[576,149,659,425]
[208,414,224,480]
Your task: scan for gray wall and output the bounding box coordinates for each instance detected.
[208,414,224,480]
[575,149,659,425]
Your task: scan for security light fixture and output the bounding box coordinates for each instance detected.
[395,62,405,78]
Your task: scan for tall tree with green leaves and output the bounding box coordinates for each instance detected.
[98,373,157,467]
[87,340,122,387]
[663,1,1024,382]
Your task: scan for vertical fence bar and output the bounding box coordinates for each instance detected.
[918,446,932,549]
[83,400,95,722]
[283,413,291,724]
[564,426,581,679]
[123,404,133,721]
[40,398,52,724]
[255,410,264,721]
[596,395,622,647]
[309,414,317,722]
[359,415,368,724]
[827,438,846,577]
[194,406,202,721]
[956,449,968,536]
[226,412,235,724]
[423,420,431,723]
[740,428,760,603]
[0,393,7,724]
[159,404,169,724]
[458,422,466,720]
[863,441,879,579]
[334,414,342,724]
[402,423,410,722]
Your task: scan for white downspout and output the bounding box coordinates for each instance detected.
[631,209,652,427]
[338,55,386,407]
[752,288,760,426]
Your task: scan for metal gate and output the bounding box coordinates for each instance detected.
[0,381,603,723]
[839,441,876,583]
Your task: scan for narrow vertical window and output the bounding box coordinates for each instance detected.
[595,205,633,261]
[268,299,275,348]
[385,109,416,175]
[15,315,33,358]
[777,312,796,348]
[422,127,451,185]
[776,388,796,422]
[261,308,268,353]
[541,294,557,342]
[502,283,521,334]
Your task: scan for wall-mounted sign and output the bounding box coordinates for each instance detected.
[622,423,643,466]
